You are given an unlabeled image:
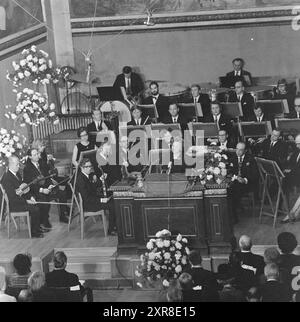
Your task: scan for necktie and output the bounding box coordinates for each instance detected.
[173,117,176,123]
[194,97,197,104]
[97,122,101,131]
[126,78,131,94]
[136,119,139,125]
[238,157,242,176]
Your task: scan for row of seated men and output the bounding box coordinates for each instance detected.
[113,59,297,112]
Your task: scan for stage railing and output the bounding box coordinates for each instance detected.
[32,114,92,140]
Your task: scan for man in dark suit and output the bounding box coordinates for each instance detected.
[127,105,151,126]
[273,79,295,111]
[237,235,265,278]
[76,157,117,235]
[162,103,188,131]
[142,81,170,122]
[1,155,43,238]
[187,250,219,301]
[225,58,253,87]
[113,66,144,105]
[249,105,269,123]
[228,142,258,223]
[204,101,233,136]
[87,108,110,146]
[260,129,288,170]
[184,84,211,120]
[288,96,300,119]
[23,148,54,230]
[260,263,290,302]
[212,129,236,150]
[228,80,255,121]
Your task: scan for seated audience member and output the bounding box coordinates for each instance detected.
[246,287,261,302]
[260,263,290,302]
[142,81,170,122]
[289,96,300,119]
[259,247,281,285]
[227,251,256,293]
[0,267,16,302]
[259,128,288,169]
[237,235,265,279]
[0,155,42,238]
[165,279,182,302]
[113,66,144,106]
[46,252,81,288]
[127,105,150,126]
[228,143,258,223]
[76,157,116,235]
[216,264,245,302]
[87,107,109,146]
[6,253,32,295]
[163,103,187,130]
[72,127,96,168]
[18,289,33,302]
[273,79,295,111]
[187,250,219,301]
[204,101,232,135]
[185,84,211,119]
[225,58,253,87]
[178,273,201,302]
[277,232,300,299]
[228,80,255,121]
[27,271,55,302]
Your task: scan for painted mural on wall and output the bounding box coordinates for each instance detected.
[0,0,43,40]
[69,0,300,18]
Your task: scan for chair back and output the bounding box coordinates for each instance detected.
[77,192,84,214]
[0,184,10,213]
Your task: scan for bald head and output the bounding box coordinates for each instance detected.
[0,266,6,291]
[239,235,252,251]
[264,263,279,281]
[236,142,246,158]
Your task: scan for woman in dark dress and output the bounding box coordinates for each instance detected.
[72,127,96,168]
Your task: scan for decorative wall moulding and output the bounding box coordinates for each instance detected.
[71,6,296,35]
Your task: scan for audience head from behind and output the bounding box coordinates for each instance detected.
[270,128,281,143]
[264,263,280,282]
[53,251,67,270]
[169,104,179,117]
[13,253,32,276]
[77,126,89,143]
[131,105,142,121]
[122,66,132,78]
[18,289,33,302]
[239,235,252,252]
[218,130,228,144]
[234,80,245,96]
[277,79,288,95]
[191,84,201,98]
[28,271,46,292]
[8,155,20,174]
[149,81,159,97]
[236,142,246,158]
[277,232,298,254]
[216,263,234,285]
[166,279,182,302]
[246,287,261,302]
[294,96,300,114]
[232,58,245,73]
[178,272,194,290]
[79,158,93,176]
[188,250,202,268]
[263,247,281,265]
[210,101,222,116]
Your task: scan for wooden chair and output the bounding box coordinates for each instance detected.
[67,180,80,232]
[1,185,31,238]
[77,193,108,240]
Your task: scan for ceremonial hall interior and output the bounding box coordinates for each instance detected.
[0,0,300,303]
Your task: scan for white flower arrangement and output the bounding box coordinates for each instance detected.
[135,229,189,289]
[5,88,59,127]
[0,129,27,167]
[6,45,61,87]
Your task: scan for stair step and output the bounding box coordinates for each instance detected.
[83,277,133,289]
[54,247,116,258]
[49,262,111,274]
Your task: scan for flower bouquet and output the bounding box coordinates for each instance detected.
[5,88,59,127]
[135,229,190,289]
[0,128,28,167]
[6,45,61,87]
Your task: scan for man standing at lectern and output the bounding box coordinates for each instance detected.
[226,58,252,87]
[228,142,258,223]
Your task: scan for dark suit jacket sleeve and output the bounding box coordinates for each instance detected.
[113,74,124,88]
[133,73,144,94]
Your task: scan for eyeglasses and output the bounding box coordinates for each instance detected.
[80,133,88,137]
[83,165,92,168]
